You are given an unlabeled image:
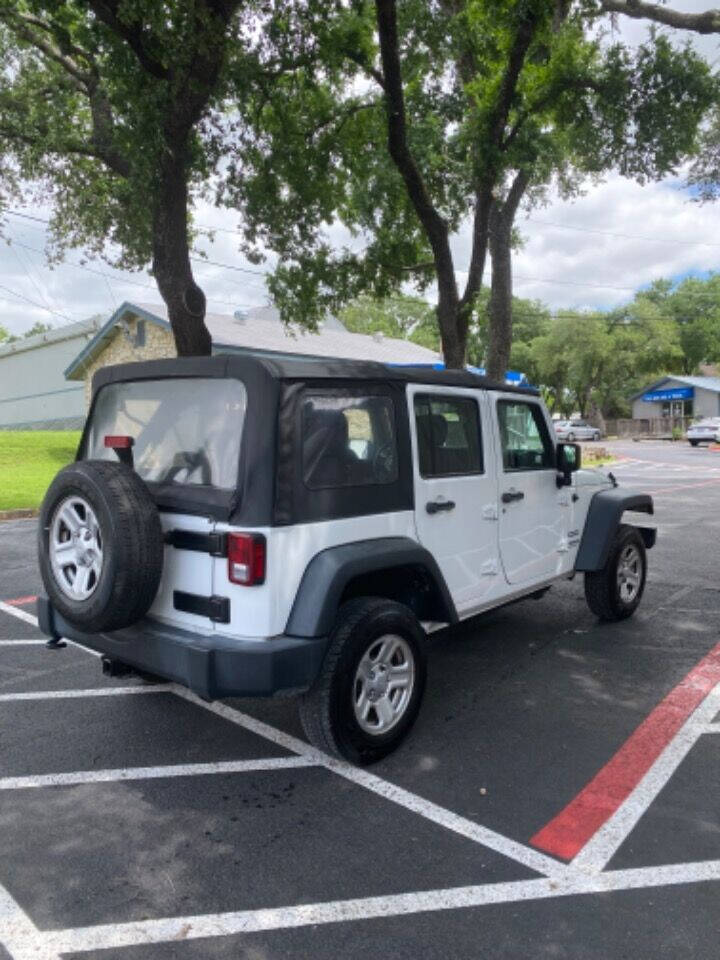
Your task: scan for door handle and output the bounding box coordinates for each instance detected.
[501,490,525,504]
[426,500,456,514]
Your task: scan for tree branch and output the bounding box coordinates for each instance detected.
[15,12,96,68]
[84,0,170,79]
[504,169,530,221]
[601,0,720,34]
[344,49,386,90]
[460,10,541,311]
[375,0,457,305]
[0,14,90,88]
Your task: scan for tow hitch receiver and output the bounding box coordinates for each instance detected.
[101,656,133,678]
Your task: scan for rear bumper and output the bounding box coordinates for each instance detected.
[37,597,329,700]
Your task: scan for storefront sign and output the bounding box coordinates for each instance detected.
[641,386,694,403]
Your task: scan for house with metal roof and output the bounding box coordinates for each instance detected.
[0,317,101,429]
[64,301,442,406]
[630,375,720,420]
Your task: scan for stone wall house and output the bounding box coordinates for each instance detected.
[64,301,442,407]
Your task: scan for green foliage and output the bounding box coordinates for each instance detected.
[526,273,720,417]
[22,320,53,338]
[338,289,551,366]
[225,0,717,339]
[0,1,319,265]
[632,276,720,374]
[687,105,720,202]
[0,430,80,510]
[346,270,720,419]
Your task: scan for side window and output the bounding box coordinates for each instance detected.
[414,395,483,478]
[497,400,554,471]
[302,393,398,489]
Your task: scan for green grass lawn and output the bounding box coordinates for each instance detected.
[0,431,81,511]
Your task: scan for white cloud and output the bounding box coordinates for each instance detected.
[508,174,720,311]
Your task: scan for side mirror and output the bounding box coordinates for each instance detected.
[556,442,581,487]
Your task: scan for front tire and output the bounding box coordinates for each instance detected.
[566,432,575,442]
[690,440,699,447]
[584,524,647,622]
[299,597,427,764]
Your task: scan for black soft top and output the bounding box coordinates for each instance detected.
[91,353,537,397]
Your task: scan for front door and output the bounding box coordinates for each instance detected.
[494,395,567,585]
[409,386,501,617]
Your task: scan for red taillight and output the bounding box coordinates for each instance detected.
[104,435,134,449]
[227,533,266,586]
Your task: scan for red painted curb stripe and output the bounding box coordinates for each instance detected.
[4,596,37,607]
[531,641,720,861]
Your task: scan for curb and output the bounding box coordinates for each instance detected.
[0,508,38,522]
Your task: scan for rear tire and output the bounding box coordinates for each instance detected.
[566,432,575,442]
[584,524,646,622]
[299,597,427,765]
[690,440,699,447]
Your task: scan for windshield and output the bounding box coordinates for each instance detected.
[84,378,247,490]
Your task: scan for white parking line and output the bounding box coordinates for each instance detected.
[571,683,720,872]
[31,859,720,955]
[0,756,314,791]
[172,686,572,881]
[3,594,720,959]
[0,600,568,880]
[0,601,38,627]
[0,686,172,702]
[0,639,46,646]
[0,879,58,960]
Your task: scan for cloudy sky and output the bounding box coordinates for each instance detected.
[1,2,718,337]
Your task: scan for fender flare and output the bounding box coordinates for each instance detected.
[575,488,655,572]
[285,537,458,638]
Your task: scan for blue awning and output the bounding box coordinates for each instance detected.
[641,386,694,402]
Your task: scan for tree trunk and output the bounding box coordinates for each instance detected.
[152,151,212,357]
[486,203,513,382]
[438,294,466,369]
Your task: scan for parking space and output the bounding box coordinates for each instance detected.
[2,443,720,960]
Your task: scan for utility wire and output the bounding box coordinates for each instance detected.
[5,230,69,321]
[3,207,719,306]
[0,283,78,322]
[524,216,720,249]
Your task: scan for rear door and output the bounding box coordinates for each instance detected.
[84,375,248,633]
[493,394,568,586]
[409,386,501,616]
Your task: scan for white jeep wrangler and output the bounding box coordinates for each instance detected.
[37,356,655,764]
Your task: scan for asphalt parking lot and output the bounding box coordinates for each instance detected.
[1,438,719,959]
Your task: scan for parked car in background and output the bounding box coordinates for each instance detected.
[554,420,601,442]
[686,417,720,446]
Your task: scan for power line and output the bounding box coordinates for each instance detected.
[4,210,269,277]
[3,207,719,303]
[5,240,260,315]
[5,229,69,321]
[525,215,720,250]
[0,283,78,322]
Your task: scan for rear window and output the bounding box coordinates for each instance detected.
[84,378,246,490]
[302,393,398,489]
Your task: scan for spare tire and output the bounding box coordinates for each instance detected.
[38,460,164,633]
